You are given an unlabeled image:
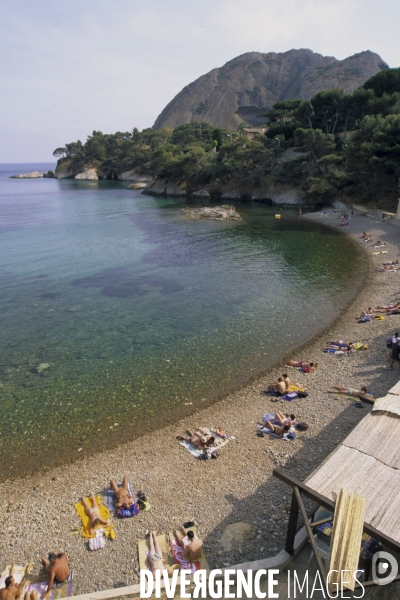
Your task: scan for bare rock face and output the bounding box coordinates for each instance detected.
[74,168,98,180]
[154,49,388,130]
[10,171,42,178]
[166,181,186,196]
[118,169,154,182]
[184,205,242,220]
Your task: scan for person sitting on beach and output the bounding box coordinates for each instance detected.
[176,429,215,448]
[285,361,317,372]
[146,531,179,575]
[372,240,385,247]
[263,421,291,438]
[327,385,369,398]
[81,493,110,535]
[338,220,348,227]
[174,526,203,562]
[359,232,372,240]
[382,260,399,266]
[0,563,33,600]
[110,475,133,509]
[282,374,291,389]
[267,377,286,394]
[390,336,400,370]
[41,552,70,597]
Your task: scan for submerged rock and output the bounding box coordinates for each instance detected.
[36,363,50,373]
[126,182,148,189]
[183,205,242,220]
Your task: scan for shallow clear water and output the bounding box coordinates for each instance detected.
[0,164,363,478]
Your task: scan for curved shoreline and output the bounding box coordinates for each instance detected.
[1,211,399,594]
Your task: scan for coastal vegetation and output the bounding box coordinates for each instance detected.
[54,68,400,209]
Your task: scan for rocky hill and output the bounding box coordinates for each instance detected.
[153,49,388,130]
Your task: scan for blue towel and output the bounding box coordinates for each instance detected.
[105,481,135,514]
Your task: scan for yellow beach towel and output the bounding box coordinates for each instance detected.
[289,384,306,393]
[74,496,115,539]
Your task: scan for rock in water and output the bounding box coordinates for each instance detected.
[74,168,98,180]
[36,363,50,373]
[10,171,42,178]
[183,205,242,220]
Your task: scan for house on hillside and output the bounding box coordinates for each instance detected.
[241,127,266,140]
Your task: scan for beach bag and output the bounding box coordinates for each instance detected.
[201,448,220,460]
[297,422,309,431]
[387,338,393,348]
[297,391,308,398]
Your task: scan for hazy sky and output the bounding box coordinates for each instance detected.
[2,0,400,162]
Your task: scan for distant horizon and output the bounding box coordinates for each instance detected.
[2,0,399,162]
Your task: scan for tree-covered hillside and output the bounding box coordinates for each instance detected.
[55,68,400,209]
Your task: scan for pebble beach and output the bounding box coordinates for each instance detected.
[0,211,399,595]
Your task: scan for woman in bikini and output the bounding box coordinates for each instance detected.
[110,475,133,509]
[82,493,110,535]
[147,531,179,576]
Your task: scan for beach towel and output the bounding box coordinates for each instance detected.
[288,384,306,392]
[74,495,115,539]
[373,250,387,255]
[180,428,230,458]
[26,571,74,600]
[169,527,210,573]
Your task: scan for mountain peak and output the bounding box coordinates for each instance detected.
[153,49,387,130]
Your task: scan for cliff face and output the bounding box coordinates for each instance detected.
[153,49,388,130]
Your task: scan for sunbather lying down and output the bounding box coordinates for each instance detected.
[263,421,290,438]
[110,475,133,509]
[176,428,215,448]
[376,301,400,310]
[372,240,385,247]
[327,385,369,398]
[82,493,110,535]
[376,266,400,272]
[146,531,179,576]
[285,361,317,372]
[258,412,296,428]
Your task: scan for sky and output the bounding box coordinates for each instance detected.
[1,0,400,162]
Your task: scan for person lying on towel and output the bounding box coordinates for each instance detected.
[174,526,203,562]
[285,361,317,372]
[263,422,291,438]
[0,562,33,600]
[41,552,70,598]
[82,493,110,535]
[110,475,133,509]
[258,412,296,428]
[327,385,368,398]
[176,429,215,449]
[147,531,179,576]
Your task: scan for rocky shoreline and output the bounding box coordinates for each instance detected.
[0,212,399,595]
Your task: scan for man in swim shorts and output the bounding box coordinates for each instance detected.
[82,493,110,535]
[268,377,286,395]
[327,385,368,398]
[110,475,133,509]
[174,525,203,562]
[41,552,70,597]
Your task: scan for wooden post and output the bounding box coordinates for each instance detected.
[285,488,299,555]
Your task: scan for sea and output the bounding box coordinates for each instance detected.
[0,163,364,479]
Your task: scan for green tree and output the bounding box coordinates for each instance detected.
[363,67,400,97]
[294,128,335,171]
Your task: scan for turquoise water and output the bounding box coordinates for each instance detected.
[0,164,363,479]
